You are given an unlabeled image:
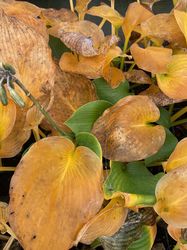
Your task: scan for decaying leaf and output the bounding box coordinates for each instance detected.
[41,66,97,133]
[130,43,172,74]
[124,69,152,84]
[174,10,187,44]
[50,20,118,57]
[0,9,54,106]
[9,136,103,250]
[139,84,182,106]
[122,2,153,40]
[154,165,187,228]
[92,95,166,162]
[75,0,92,19]
[87,5,124,28]
[103,66,125,88]
[141,13,186,47]
[164,138,187,172]
[156,54,187,99]
[0,202,8,234]
[168,225,187,250]
[76,198,127,245]
[0,99,16,142]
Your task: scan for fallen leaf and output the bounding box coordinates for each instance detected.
[9,136,103,250]
[92,95,166,162]
[154,165,187,228]
[130,43,172,74]
[76,198,127,245]
[124,69,152,84]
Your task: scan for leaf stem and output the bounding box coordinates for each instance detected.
[111,0,115,35]
[98,19,106,29]
[171,118,187,127]
[168,104,174,115]
[3,236,14,250]
[171,106,187,122]
[0,167,16,172]
[69,0,74,12]
[120,36,130,70]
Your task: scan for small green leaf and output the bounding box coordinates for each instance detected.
[65,100,112,134]
[157,107,171,128]
[93,78,130,104]
[49,35,70,59]
[76,132,102,159]
[145,128,178,166]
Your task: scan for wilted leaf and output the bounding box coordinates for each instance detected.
[76,198,127,245]
[130,43,172,74]
[139,84,183,106]
[65,100,112,134]
[141,13,186,47]
[75,0,92,19]
[103,65,125,88]
[154,165,187,228]
[0,9,54,106]
[174,10,187,44]
[124,69,152,84]
[87,5,124,28]
[104,161,162,207]
[92,95,166,162]
[122,2,153,40]
[9,136,103,250]
[164,138,187,172]
[0,99,16,141]
[156,54,187,99]
[168,225,187,250]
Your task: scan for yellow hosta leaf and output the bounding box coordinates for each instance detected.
[0,106,31,158]
[0,10,54,106]
[174,10,187,44]
[76,198,127,245]
[92,95,166,162]
[130,43,172,74]
[124,69,152,84]
[164,138,187,172]
[156,54,187,99]
[168,225,187,250]
[75,0,92,19]
[141,13,186,48]
[87,5,124,28]
[154,165,187,228]
[9,136,103,250]
[103,66,125,88]
[0,100,16,141]
[122,2,153,39]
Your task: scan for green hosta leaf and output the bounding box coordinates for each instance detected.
[157,107,171,128]
[49,35,70,59]
[145,129,178,166]
[93,78,130,104]
[76,132,102,159]
[104,161,162,206]
[65,100,112,134]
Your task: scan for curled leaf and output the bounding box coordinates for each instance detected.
[76,198,127,245]
[9,136,103,250]
[130,43,172,74]
[156,54,187,99]
[92,95,166,162]
[124,69,152,84]
[154,165,187,228]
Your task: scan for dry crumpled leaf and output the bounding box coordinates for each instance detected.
[41,66,97,134]
[0,9,54,106]
[0,106,31,158]
[0,99,16,142]
[168,225,187,250]
[154,165,187,228]
[75,198,127,245]
[75,0,92,20]
[130,43,172,74]
[124,69,152,84]
[92,95,166,162]
[141,13,186,48]
[50,20,118,57]
[164,138,187,172]
[122,2,153,40]
[9,136,103,250]
[174,10,187,44]
[40,8,77,26]
[139,84,183,106]
[156,54,187,99]
[87,4,124,28]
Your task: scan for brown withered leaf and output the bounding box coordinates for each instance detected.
[0,202,8,234]
[124,69,152,84]
[76,198,127,245]
[0,10,54,106]
[141,13,186,47]
[139,84,182,106]
[130,43,172,74]
[122,2,153,40]
[75,0,92,19]
[92,95,166,162]
[9,136,103,250]
[0,106,31,158]
[49,20,118,57]
[41,66,97,133]
[40,8,77,26]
